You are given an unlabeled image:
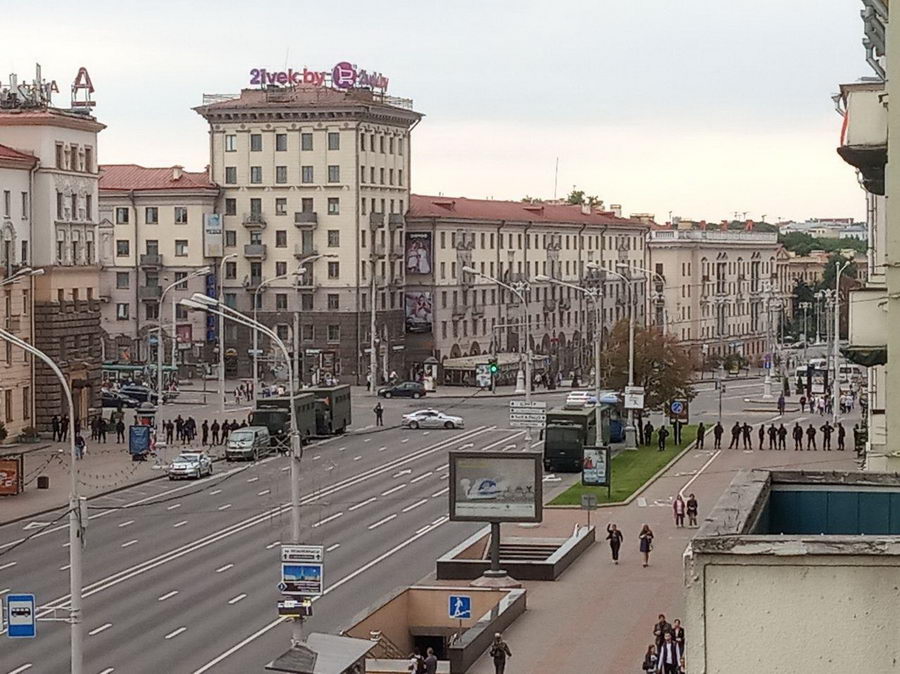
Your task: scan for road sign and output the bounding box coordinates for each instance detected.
[448,594,472,619]
[668,399,689,423]
[278,599,313,618]
[509,400,547,409]
[509,420,545,429]
[281,544,324,564]
[509,413,546,422]
[281,562,323,597]
[6,594,36,638]
[623,386,645,410]
[509,400,546,429]
[580,494,598,510]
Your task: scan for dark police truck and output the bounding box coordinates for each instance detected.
[308,385,352,436]
[250,393,317,451]
[542,405,610,472]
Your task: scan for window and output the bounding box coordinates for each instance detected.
[380,136,385,153]
[360,166,366,183]
[275,133,287,151]
[361,198,366,215]
[175,240,188,256]
[380,168,385,184]
[116,272,129,289]
[327,325,340,342]
[370,167,375,183]
[225,261,236,279]
[389,169,394,185]
[398,169,404,186]
[224,293,237,309]
[328,132,340,150]
[327,294,339,310]
[327,198,340,215]
[301,197,314,213]
[275,166,288,184]
[225,230,236,247]
[115,207,129,224]
[389,137,395,154]
[116,240,130,257]
[225,135,236,151]
[250,134,262,151]
[250,166,262,184]
[328,261,339,279]
[225,199,236,216]
[84,147,93,172]
[250,198,262,215]
[327,230,340,247]
[275,230,287,247]
[22,386,30,421]
[116,303,129,320]
[174,207,188,224]
[176,304,188,320]
[144,207,158,224]
[276,198,287,216]
[3,390,10,422]
[398,138,404,155]
[301,166,314,184]
[327,165,340,183]
[225,167,237,184]
[301,133,313,151]
[70,193,78,220]
[20,191,28,220]
[276,293,287,310]
[2,190,9,216]
[56,143,64,168]
[301,295,314,312]
[370,135,376,152]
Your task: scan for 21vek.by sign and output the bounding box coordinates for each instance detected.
[249,62,388,91]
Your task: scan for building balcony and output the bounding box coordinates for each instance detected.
[836,80,887,195]
[846,285,887,366]
[369,212,385,229]
[244,275,264,290]
[471,305,484,317]
[294,244,318,259]
[372,243,386,258]
[138,285,162,301]
[542,299,557,313]
[294,211,318,228]
[559,299,571,311]
[243,244,267,260]
[242,213,267,229]
[388,213,404,229]
[452,304,467,318]
[296,276,316,291]
[139,253,163,269]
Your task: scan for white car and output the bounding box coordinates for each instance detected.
[167,452,213,480]
[565,391,597,408]
[402,409,464,430]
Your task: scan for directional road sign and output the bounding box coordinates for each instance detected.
[510,420,545,429]
[6,594,36,638]
[509,400,546,429]
[580,494,598,510]
[509,400,547,409]
[448,594,472,619]
[281,544,324,564]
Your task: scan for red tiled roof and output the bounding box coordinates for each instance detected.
[408,195,645,229]
[0,144,37,165]
[99,164,217,191]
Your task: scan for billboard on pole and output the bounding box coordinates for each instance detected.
[448,451,542,523]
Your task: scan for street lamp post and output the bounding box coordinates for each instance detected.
[181,294,304,646]
[616,264,667,334]
[218,253,238,413]
[833,260,850,424]
[0,326,82,674]
[799,300,811,365]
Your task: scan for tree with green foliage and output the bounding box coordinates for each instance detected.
[566,188,602,208]
[778,231,866,256]
[821,251,859,288]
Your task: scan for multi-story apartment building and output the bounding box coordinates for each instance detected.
[404,195,649,383]
[98,164,219,364]
[0,144,37,436]
[0,73,105,430]
[648,224,780,366]
[194,85,421,382]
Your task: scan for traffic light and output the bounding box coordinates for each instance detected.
[488,359,499,375]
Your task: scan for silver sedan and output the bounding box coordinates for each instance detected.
[402,409,465,430]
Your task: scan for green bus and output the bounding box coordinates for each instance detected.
[542,406,610,472]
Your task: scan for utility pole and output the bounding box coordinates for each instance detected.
[833,260,850,423]
[799,300,811,364]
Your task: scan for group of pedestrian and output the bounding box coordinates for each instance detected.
[798,394,840,416]
[643,614,686,673]
[712,420,849,452]
[606,522,658,568]
[408,635,510,674]
[672,494,699,528]
[50,414,70,443]
[162,415,200,445]
[233,382,253,404]
[642,419,683,451]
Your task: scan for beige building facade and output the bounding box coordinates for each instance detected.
[194,86,421,382]
[648,226,780,366]
[98,164,219,364]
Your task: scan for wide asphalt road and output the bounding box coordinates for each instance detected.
[0,391,550,674]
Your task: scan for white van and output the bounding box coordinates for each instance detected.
[839,364,864,382]
[226,426,271,461]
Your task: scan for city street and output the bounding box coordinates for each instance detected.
[0,377,860,673]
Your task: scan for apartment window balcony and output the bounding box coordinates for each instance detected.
[244,243,267,260]
[294,244,318,259]
[388,213,405,229]
[542,299,557,313]
[836,80,887,195]
[138,285,162,301]
[369,212,384,229]
[139,253,163,269]
[242,213,267,229]
[372,243,386,258]
[471,305,484,317]
[294,212,318,228]
[296,276,316,291]
[244,275,264,290]
[452,303,467,318]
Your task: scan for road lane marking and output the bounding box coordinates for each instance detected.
[348,497,376,512]
[167,504,181,510]
[62,542,70,548]
[431,487,449,498]
[402,499,428,513]
[393,469,412,478]
[313,512,343,527]
[679,449,722,498]
[216,564,234,573]
[411,471,433,483]
[8,665,32,673]
[210,489,222,495]
[228,594,247,605]
[60,564,70,572]
[121,540,138,548]
[431,516,445,525]
[313,455,321,460]
[378,446,386,452]
[281,466,289,472]
[0,561,17,571]
[158,591,178,601]
[258,489,271,496]
[218,504,232,511]
[364,438,372,443]
[173,521,187,528]
[99,668,115,674]
[326,543,340,552]
[266,541,281,550]
[439,473,449,479]
[368,514,398,530]
[353,456,362,461]
[400,438,408,443]
[117,520,134,528]
[89,623,112,636]
[423,431,430,435]
[435,464,448,471]
[338,446,347,451]
[381,484,406,496]
[165,626,187,640]
[247,477,259,483]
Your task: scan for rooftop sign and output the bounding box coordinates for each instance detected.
[249,61,388,91]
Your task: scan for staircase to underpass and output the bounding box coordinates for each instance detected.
[497,542,561,562]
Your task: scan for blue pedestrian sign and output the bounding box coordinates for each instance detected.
[6,594,36,638]
[448,594,472,620]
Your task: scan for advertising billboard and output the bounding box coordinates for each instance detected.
[405,291,433,334]
[203,213,223,258]
[0,454,24,496]
[281,562,323,597]
[405,232,432,275]
[448,451,542,523]
[582,446,610,487]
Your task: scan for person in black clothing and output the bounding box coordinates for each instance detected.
[837,422,846,451]
[116,419,125,443]
[712,422,724,449]
[175,415,184,443]
[696,422,706,449]
[806,424,817,450]
[51,415,60,442]
[821,422,833,451]
[671,419,683,444]
[653,614,672,650]
[739,422,750,450]
[658,631,680,674]
[211,420,220,446]
[777,423,787,450]
[221,420,231,444]
[728,422,741,449]
[792,422,804,450]
[686,493,699,527]
[767,424,777,450]
[644,420,654,447]
[374,402,384,427]
[657,425,669,451]
[488,634,511,674]
[757,424,766,450]
[671,618,685,654]
[97,418,107,444]
[606,523,624,564]
[201,420,209,446]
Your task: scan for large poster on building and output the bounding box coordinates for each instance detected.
[405,291,433,333]
[405,232,432,275]
[448,451,542,523]
[203,213,223,258]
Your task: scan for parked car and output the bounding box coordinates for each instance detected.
[565,391,597,408]
[226,426,272,461]
[377,382,426,399]
[167,452,213,480]
[402,409,464,430]
[101,389,140,408]
[118,384,159,405]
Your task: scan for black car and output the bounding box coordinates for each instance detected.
[101,389,140,408]
[377,382,426,399]
[118,384,159,405]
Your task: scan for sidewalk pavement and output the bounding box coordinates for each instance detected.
[464,424,860,674]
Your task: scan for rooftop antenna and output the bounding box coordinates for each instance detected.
[553,157,559,200]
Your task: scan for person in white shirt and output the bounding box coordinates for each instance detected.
[657,631,681,673]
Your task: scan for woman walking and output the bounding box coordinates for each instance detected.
[639,524,654,567]
[641,644,658,673]
[606,523,624,564]
[673,495,686,528]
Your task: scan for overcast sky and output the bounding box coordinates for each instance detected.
[8,0,868,222]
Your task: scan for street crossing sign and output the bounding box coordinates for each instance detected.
[448,594,472,619]
[5,594,36,638]
[623,386,645,410]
